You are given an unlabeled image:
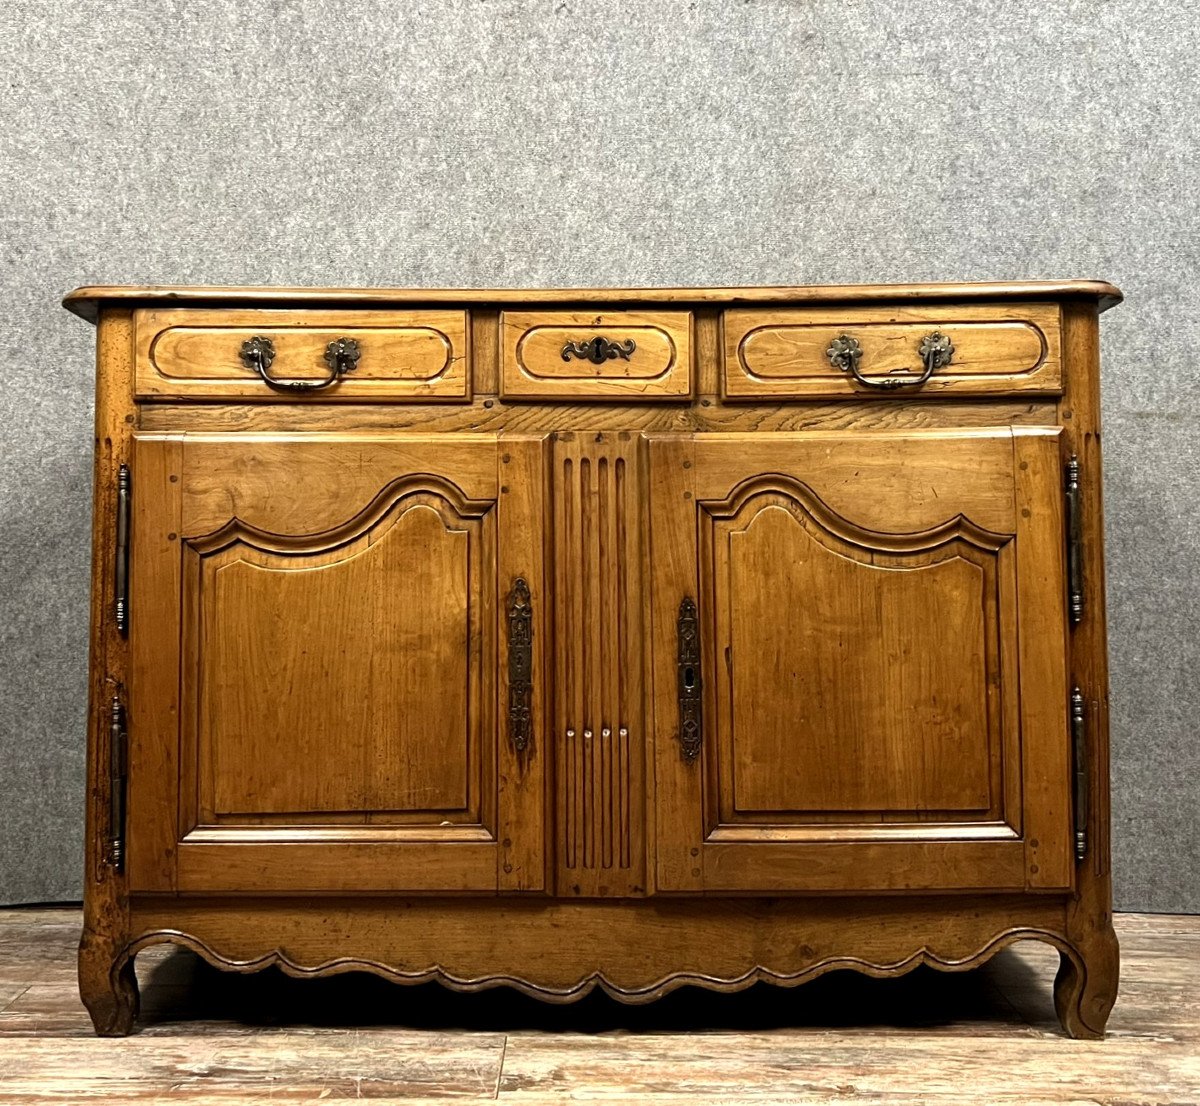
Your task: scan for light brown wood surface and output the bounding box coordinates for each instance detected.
[133,307,471,401]
[63,279,1124,322]
[648,428,1069,893]
[723,302,1062,398]
[2,908,1196,1104]
[70,282,1121,1041]
[500,310,692,400]
[551,432,648,896]
[126,433,545,894]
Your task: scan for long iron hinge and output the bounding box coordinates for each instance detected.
[114,464,131,636]
[108,695,128,871]
[1065,455,1083,625]
[1071,687,1088,862]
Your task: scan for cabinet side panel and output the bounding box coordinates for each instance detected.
[80,309,139,1031]
[1057,303,1119,1037]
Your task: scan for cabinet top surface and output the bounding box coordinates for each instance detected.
[62,279,1123,323]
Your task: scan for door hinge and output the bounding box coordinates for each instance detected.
[1065,455,1083,625]
[108,695,128,871]
[114,464,131,636]
[677,597,702,762]
[1071,687,1088,862]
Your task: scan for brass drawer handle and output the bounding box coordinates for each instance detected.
[827,330,954,390]
[561,336,637,365]
[239,336,361,392]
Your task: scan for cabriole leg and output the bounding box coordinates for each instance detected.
[79,930,139,1037]
[1053,922,1119,1039]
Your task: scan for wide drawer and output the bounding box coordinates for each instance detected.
[133,308,470,401]
[722,303,1062,399]
[500,310,692,400]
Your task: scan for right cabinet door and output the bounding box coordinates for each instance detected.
[649,428,1074,893]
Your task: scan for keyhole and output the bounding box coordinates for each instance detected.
[683,666,696,690]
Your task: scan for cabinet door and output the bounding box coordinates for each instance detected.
[126,433,548,893]
[649,428,1072,893]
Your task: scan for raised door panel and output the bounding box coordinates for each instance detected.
[193,491,482,824]
[126,434,548,894]
[649,428,1071,894]
[714,491,1007,821]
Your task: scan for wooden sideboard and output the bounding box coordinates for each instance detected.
[66,281,1122,1038]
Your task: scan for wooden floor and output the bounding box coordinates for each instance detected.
[0,909,1196,1103]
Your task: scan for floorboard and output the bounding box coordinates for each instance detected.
[0,909,1194,1103]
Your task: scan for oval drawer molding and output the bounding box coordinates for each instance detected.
[501,310,692,400]
[134,308,470,401]
[723,304,1062,399]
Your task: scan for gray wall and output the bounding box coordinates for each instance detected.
[2,0,1196,910]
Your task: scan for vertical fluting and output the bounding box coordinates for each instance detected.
[556,439,635,876]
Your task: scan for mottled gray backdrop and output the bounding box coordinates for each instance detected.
[1,0,1196,909]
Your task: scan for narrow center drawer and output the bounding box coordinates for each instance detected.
[134,308,470,401]
[723,303,1062,399]
[500,310,692,400]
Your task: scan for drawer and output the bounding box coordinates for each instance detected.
[500,310,692,400]
[722,303,1062,399]
[133,308,470,401]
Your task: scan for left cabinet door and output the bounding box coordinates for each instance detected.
[124,433,548,894]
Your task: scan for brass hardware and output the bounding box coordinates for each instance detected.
[238,335,361,392]
[1065,455,1084,625]
[109,695,127,871]
[506,577,533,754]
[827,330,954,390]
[561,336,637,365]
[114,464,130,636]
[1071,687,1088,861]
[677,597,702,762]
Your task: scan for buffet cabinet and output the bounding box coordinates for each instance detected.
[67,281,1121,1037]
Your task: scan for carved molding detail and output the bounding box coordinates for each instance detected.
[554,439,642,884]
[705,473,1012,556]
[187,473,495,556]
[112,925,1103,1024]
